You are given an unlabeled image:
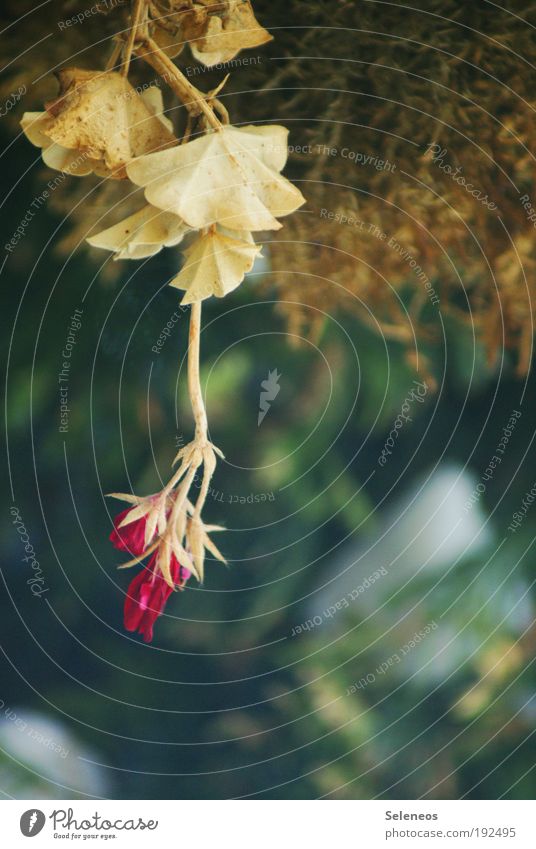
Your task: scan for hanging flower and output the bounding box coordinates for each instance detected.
[21,73,175,179]
[185,0,272,67]
[124,552,191,642]
[170,226,262,303]
[126,124,305,231]
[110,507,150,557]
[21,0,302,642]
[150,0,272,66]
[87,203,190,260]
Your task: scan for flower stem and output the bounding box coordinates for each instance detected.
[135,35,222,130]
[188,301,208,441]
[105,40,123,72]
[121,0,146,77]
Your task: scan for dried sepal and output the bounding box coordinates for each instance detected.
[158,537,173,587]
[87,204,190,259]
[21,71,176,179]
[170,228,262,303]
[126,124,305,231]
[145,507,160,549]
[108,492,147,505]
[118,502,153,527]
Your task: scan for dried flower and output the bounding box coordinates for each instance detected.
[21,73,175,179]
[170,227,262,303]
[20,0,301,641]
[87,204,189,260]
[186,0,272,67]
[150,0,272,66]
[126,124,305,231]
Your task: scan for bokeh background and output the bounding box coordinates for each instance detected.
[2,0,536,799]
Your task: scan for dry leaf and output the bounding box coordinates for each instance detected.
[21,71,175,179]
[87,204,189,259]
[127,124,305,231]
[170,228,262,303]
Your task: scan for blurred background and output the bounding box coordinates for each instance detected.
[1,0,536,799]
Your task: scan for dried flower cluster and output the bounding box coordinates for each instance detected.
[9,2,535,374]
[20,0,303,640]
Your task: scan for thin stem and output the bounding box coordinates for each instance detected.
[135,36,222,130]
[105,40,123,72]
[188,301,208,440]
[121,0,146,77]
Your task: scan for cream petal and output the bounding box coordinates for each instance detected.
[42,142,95,176]
[140,86,174,135]
[20,111,52,147]
[87,205,189,259]
[127,125,304,232]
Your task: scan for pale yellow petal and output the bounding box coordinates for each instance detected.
[42,142,94,176]
[20,111,52,148]
[140,86,174,134]
[87,205,189,259]
[127,125,304,231]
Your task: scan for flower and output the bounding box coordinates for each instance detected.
[124,553,191,642]
[126,124,305,231]
[186,0,272,68]
[87,203,189,260]
[21,73,175,179]
[151,0,272,66]
[169,227,262,303]
[110,507,149,557]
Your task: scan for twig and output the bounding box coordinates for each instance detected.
[105,40,123,72]
[121,0,146,77]
[135,35,222,130]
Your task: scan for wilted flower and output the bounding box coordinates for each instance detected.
[124,552,191,642]
[87,203,189,260]
[126,124,305,231]
[21,0,302,643]
[21,72,175,179]
[151,0,272,66]
[169,226,262,303]
[110,506,153,557]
